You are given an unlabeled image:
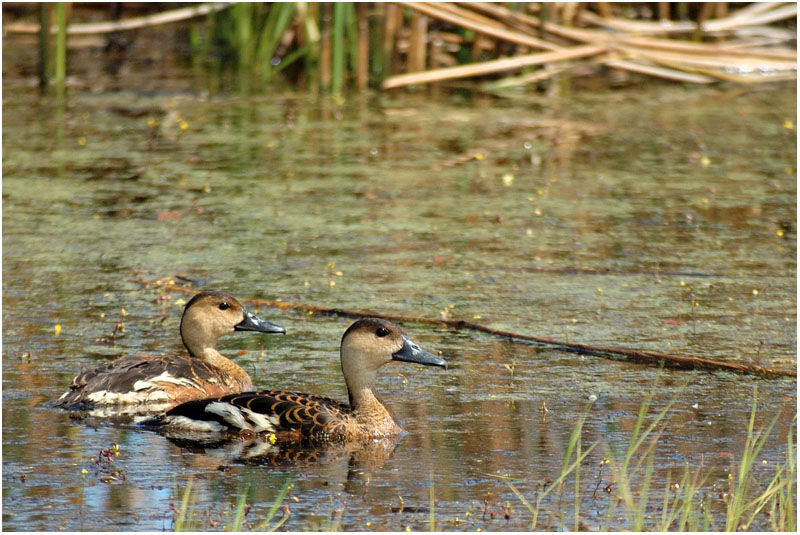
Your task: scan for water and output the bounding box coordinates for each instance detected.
[2,79,796,530]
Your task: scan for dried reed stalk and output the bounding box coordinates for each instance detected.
[409,12,428,72]
[5,2,232,35]
[356,3,369,90]
[382,44,606,88]
[398,2,560,51]
[602,59,715,84]
[399,1,796,88]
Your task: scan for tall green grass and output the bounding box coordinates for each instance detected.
[172,477,293,531]
[498,384,796,531]
[188,2,364,95]
[493,406,598,530]
[725,387,793,531]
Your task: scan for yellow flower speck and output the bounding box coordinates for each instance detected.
[54,324,62,336]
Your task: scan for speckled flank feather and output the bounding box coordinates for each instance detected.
[158,390,359,441]
[56,354,254,407]
[56,291,284,411]
[149,317,447,443]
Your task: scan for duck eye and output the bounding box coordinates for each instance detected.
[376,327,390,337]
[218,302,231,311]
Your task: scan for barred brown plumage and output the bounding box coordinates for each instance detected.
[148,317,447,442]
[56,291,285,412]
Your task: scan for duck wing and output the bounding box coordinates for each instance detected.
[154,390,354,441]
[56,355,249,408]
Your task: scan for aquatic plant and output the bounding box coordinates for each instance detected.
[494,384,797,531]
[492,405,598,530]
[171,477,293,531]
[13,3,796,94]
[724,388,793,531]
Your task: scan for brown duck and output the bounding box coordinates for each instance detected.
[149,317,447,442]
[56,291,285,410]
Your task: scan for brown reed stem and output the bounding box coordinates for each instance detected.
[356,2,369,90]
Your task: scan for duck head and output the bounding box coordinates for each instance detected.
[180,291,285,357]
[340,317,446,403]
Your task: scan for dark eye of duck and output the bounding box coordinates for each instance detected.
[218,302,231,311]
[376,327,390,337]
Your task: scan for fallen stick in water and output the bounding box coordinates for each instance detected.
[136,278,795,379]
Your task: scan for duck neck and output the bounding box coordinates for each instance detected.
[186,345,252,389]
[346,373,402,435]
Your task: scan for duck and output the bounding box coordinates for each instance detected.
[147,317,447,442]
[56,290,286,410]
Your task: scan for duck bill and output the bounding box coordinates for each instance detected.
[235,308,286,334]
[392,336,447,369]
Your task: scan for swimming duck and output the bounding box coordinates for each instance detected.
[56,291,285,410]
[149,317,446,442]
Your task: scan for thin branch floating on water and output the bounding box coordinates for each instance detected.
[135,278,796,380]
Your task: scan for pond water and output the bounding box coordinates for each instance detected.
[2,69,796,531]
